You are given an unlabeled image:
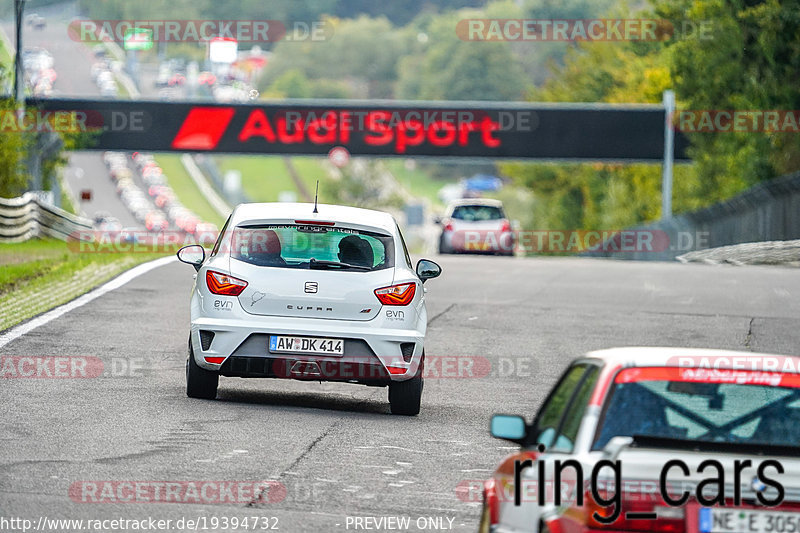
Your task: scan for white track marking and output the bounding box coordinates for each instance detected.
[0,256,176,349]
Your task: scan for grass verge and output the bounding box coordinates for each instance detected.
[383,160,449,207]
[214,155,325,202]
[154,154,225,227]
[214,155,452,209]
[0,239,167,332]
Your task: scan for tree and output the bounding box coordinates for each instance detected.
[267,69,312,98]
[260,16,412,99]
[397,10,528,101]
[651,0,800,197]
[498,11,693,230]
[0,98,31,198]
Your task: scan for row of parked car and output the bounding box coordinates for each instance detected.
[103,151,216,236]
[22,47,56,97]
[90,47,123,98]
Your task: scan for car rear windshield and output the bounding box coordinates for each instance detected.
[593,368,800,450]
[228,224,394,271]
[451,205,504,221]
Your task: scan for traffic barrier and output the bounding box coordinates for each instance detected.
[0,193,93,243]
[585,170,800,261]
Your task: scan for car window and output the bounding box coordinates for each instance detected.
[210,215,231,257]
[396,224,413,268]
[529,364,591,452]
[551,366,599,453]
[593,368,800,450]
[451,205,505,221]
[229,224,395,271]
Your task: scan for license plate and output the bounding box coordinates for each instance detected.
[699,508,800,533]
[269,335,344,356]
[466,241,490,251]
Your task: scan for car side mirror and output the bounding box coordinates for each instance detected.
[433,215,442,224]
[490,414,527,445]
[177,244,205,271]
[416,259,441,283]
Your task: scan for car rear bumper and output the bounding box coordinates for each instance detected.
[190,316,424,382]
[443,230,515,253]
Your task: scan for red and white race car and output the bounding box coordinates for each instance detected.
[481,347,800,533]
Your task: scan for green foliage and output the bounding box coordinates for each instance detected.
[515,0,619,84]
[322,162,404,209]
[0,75,93,198]
[652,0,800,191]
[397,10,528,101]
[0,97,33,198]
[77,0,487,28]
[502,0,800,233]
[261,16,413,99]
[266,69,313,99]
[74,0,800,237]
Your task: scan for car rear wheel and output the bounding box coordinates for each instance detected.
[186,336,219,400]
[438,235,451,254]
[388,353,424,416]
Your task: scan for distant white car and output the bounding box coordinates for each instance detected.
[438,198,515,256]
[177,203,442,415]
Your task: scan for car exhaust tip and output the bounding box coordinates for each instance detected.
[290,361,322,376]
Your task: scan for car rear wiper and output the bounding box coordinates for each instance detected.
[309,258,371,271]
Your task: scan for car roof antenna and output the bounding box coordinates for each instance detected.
[313,180,319,213]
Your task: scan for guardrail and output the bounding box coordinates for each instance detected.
[586,171,800,261]
[0,194,93,243]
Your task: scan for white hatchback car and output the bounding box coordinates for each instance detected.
[177,203,442,415]
[437,198,515,255]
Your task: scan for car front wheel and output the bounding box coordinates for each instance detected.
[186,336,219,400]
[388,353,424,416]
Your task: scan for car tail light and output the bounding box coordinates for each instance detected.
[206,270,248,296]
[204,356,225,364]
[500,220,512,232]
[583,489,685,533]
[374,282,416,306]
[443,221,454,232]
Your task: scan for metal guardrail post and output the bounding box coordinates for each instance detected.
[13,0,24,106]
[662,90,675,220]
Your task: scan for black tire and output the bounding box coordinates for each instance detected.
[388,354,424,416]
[186,337,218,400]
